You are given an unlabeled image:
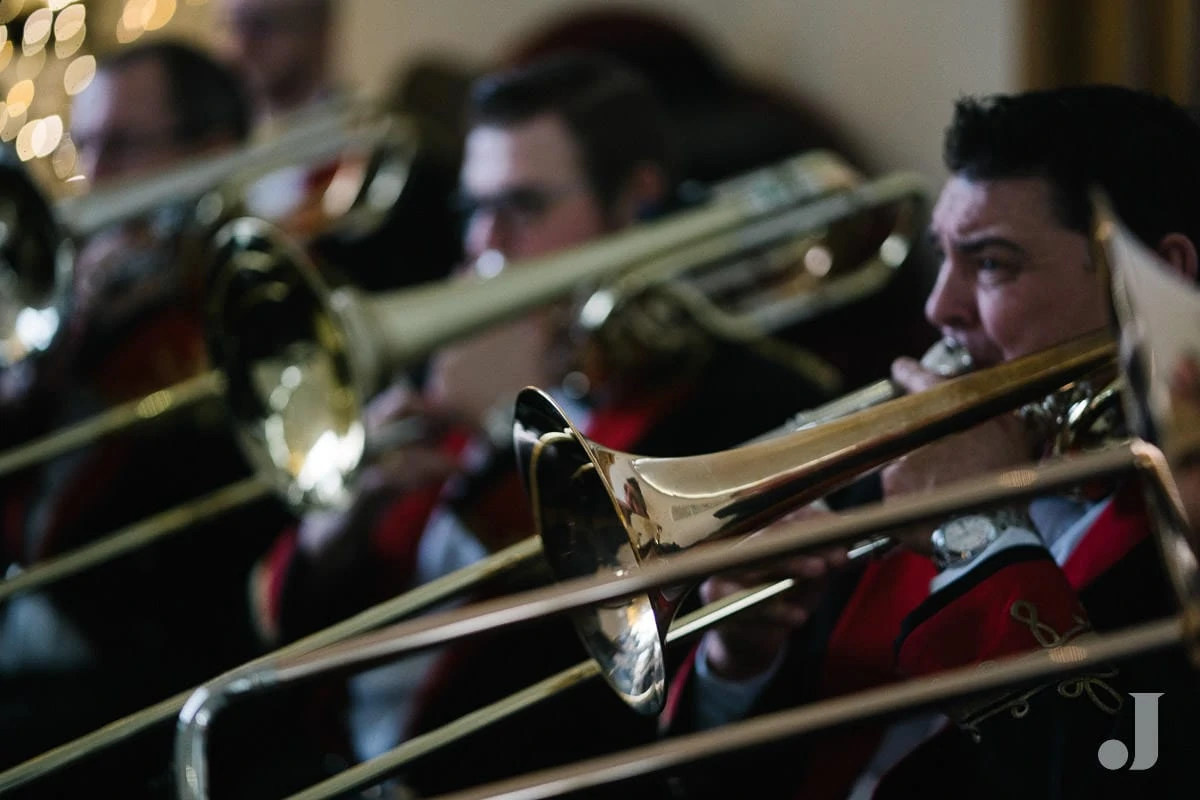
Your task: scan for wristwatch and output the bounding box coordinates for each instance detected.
[930,507,1031,570]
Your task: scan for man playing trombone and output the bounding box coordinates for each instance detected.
[0,40,298,794]
[663,85,1200,799]
[249,53,835,795]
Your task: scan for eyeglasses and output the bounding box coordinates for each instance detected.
[454,183,585,229]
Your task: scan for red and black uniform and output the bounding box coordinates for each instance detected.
[659,481,1198,799]
[259,338,832,797]
[0,228,294,799]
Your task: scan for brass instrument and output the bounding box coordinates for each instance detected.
[0,106,412,370]
[168,199,1199,800]
[167,334,1115,799]
[0,150,903,485]
[209,157,926,511]
[0,154,930,793]
[0,156,922,602]
[0,109,421,602]
[0,148,73,367]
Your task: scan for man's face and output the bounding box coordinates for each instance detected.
[221,0,325,110]
[924,175,1109,367]
[459,113,608,264]
[70,60,187,185]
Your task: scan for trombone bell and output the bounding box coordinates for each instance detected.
[0,152,73,367]
[515,332,1117,714]
[206,217,368,510]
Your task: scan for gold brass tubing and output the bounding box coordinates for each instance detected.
[284,578,797,800]
[0,477,271,603]
[0,536,544,794]
[427,615,1185,800]
[0,371,226,479]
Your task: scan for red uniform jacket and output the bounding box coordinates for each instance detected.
[259,339,835,797]
[659,481,1196,799]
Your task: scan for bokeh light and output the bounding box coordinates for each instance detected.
[63,54,95,96]
[54,3,85,41]
[32,114,64,158]
[6,80,35,117]
[51,133,76,178]
[22,7,52,56]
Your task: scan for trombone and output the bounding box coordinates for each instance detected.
[0,154,931,793]
[0,153,927,602]
[0,104,411,370]
[170,330,1118,799]
[170,197,1198,799]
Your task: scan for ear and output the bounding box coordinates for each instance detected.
[608,162,668,227]
[1155,232,1199,283]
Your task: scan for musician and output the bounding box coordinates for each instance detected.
[217,0,352,229]
[660,85,1200,799]
[218,0,338,124]
[252,53,833,795]
[0,41,295,797]
[68,41,251,328]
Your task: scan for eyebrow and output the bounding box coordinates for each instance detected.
[926,230,1028,258]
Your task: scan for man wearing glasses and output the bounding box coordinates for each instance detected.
[0,41,301,796]
[252,53,831,796]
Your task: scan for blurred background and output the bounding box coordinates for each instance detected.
[2,0,1197,196]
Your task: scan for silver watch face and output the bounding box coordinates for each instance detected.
[942,515,996,552]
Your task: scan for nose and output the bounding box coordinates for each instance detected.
[923,257,977,333]
[465,210,510,262]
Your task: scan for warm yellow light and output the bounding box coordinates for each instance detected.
[32,114,63,158]
[0,40,13,73]
[54,2,85,41]
[145,0,176,31]
[63,54,95,96]
[55,26,85,58]
[123,0,152,28]
[119,0,149,42]
[15,119,37,161]
[1,107,25,142]
[49,0,81,10]
[6,80,35,117]
[22,7,52,54]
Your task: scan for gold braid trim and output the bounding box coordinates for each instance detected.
[948,599,1122,743]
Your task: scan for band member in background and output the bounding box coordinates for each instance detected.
[0,41,298,799]
[251,53,835,796]
[218,0,339,125]
[660,85,1200,800]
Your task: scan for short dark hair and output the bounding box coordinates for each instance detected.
[466,52,675,213]
[101,40,252,145]
[944,85,1200,256]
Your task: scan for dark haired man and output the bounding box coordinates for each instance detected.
[71,40,251,186]
[0,41,297,797]
[251,53,830,796]
[660,85,1200,799]
[219,0,336,123]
